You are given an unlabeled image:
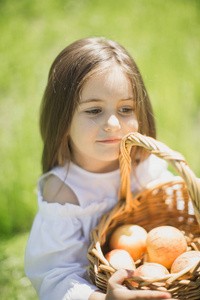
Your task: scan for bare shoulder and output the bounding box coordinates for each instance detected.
[43,175,79,205]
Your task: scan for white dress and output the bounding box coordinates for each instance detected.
[25,155,173,300]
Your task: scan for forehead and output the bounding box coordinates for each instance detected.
[80,64,133,101]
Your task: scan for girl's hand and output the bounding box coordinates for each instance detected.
[105,269,174,300]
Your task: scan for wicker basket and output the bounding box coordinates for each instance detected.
[87,132,200,299]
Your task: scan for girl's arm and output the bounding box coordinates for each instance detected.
[25,175,101,300]
[134,154,174,190]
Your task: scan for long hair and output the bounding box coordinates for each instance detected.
[40,37,156,173]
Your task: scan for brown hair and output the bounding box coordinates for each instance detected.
[40,37,156,173]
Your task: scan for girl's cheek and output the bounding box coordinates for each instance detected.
[126,119,139,131]
[88,114,104,127]
[89,118,98,126]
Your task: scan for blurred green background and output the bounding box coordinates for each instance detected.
[0,0,199,298]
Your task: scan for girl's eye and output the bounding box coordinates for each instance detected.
[119,107,134,114]
[85,108,102,115]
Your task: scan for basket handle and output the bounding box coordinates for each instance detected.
[119,132,200,222]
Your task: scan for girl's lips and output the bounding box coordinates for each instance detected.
[97,138,121,144]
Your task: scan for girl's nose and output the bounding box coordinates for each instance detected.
[104,115,121,132]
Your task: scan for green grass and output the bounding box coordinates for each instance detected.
[0,232,38,299]
[0,0,200,297]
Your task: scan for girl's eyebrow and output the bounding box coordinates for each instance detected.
[79,99,103,104]
[120,97,134,101]
[80,97,134,104]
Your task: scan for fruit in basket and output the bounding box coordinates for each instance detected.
[109,224,147,261]
[171,250,200,274]
[134,262,169,277]
[131,262,169,287]
[105,249,136,271]
[146,225,187,269]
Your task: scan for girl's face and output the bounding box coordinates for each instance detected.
[69,64,138,173]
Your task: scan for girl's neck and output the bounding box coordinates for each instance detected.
[71,156,119,173]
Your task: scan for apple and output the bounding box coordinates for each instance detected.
[109,224,147,261]
[131,262,169,287]
[146,225,187,269]
[134,262,169,277]
[171,250,200,275]
[105,249,136,271]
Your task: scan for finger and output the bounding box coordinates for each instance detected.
[109,269,134,285]
[127,289,172,299]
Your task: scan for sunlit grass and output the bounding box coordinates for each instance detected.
[0,233,37,299]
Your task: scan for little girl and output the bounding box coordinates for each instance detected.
[25,37,174,300]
